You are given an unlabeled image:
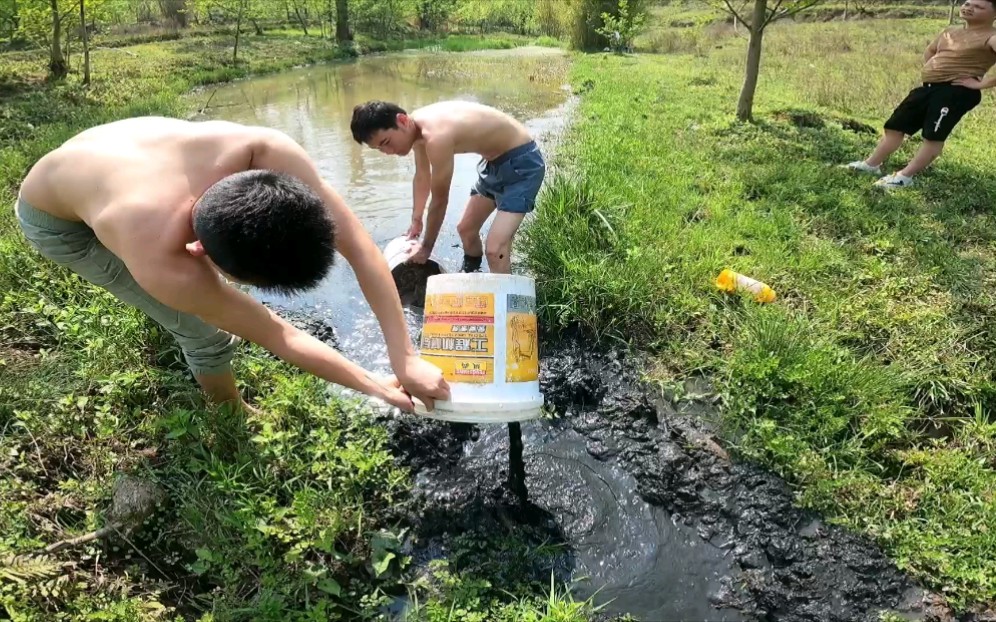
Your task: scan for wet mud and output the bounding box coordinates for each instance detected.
[377,330,968,622]
[391,261,443,309]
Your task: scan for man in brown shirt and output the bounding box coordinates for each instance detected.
[844,0,996,188]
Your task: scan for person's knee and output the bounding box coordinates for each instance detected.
[456,218,479,240]
[180,331,240,376]
[485,237,512,263]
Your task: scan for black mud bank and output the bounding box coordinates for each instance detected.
[378,332,966,622]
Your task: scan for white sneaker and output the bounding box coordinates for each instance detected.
[842,160,882,175]
[873,173,914,189]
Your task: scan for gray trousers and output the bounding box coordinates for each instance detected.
[14,197,239,376]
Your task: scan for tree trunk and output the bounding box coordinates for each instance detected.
[293,5,308,35]
[335,0,351,43]
[736,0,767,122]
[843,0,848,20]
[233,0,245,63]
[251,18,263,35]
[949,0,957,25]
[158,0,188,28]
[49,0,67,78]
[80,0,90,85]
[324,0,332,39]
[64,14,71,67]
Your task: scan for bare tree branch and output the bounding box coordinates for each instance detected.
[762,0,787,28]
[43,523,122,554]
[718,0,750,27]
[766,0,825,28]
[783,0,825,18]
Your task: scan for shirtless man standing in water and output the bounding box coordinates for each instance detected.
[350,100,546,274]
[15,116,450,413]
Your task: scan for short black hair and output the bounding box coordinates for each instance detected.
[350,101,407,144]
[192,170,335,296]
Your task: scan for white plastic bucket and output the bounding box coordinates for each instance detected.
[383,236,445,272]
[382,236,446,307]
[414,273,544,423]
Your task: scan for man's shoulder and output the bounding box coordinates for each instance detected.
[124,246,222,314]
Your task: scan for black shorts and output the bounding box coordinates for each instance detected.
[884,82,982,141]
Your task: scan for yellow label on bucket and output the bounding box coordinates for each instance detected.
[421,293,495,384]
[505,294,538,382]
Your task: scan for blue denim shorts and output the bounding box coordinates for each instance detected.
[470,140,546,214]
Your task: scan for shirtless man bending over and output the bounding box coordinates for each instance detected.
[15,116,450,413]
[350,100,546,274]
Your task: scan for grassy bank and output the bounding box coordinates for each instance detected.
[523,16,996,613]
[0,30,596,621]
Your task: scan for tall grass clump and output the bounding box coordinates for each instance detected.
[523,16,996,610]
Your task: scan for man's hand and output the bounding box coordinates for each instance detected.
[396,355,450,412]
[408,241,432,264]
[954,77,984,90]
[406,216,423,240]
[376,375,416,412]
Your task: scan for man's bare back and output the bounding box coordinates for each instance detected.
[16,115,449,413]
[408,101,533,161]
[20,117,257,268]
[351,99,546,274]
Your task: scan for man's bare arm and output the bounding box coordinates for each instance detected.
[420,136,455,255]
[986,37,996,88]
[953,37,996,90]
[413,143,431,224]
[126,256,411,409]
[234,127,450,408]
[247,128,417,369]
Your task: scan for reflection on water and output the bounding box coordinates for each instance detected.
[199,47,573,372]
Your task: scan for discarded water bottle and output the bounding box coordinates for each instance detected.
[715,268,776,303]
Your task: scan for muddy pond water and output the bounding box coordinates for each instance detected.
[199,47,932,621]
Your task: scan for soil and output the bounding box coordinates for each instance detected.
[376,330,974,622]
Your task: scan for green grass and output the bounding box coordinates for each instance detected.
[0,28,596,621]
[634,1,956,55]
[523,16,996,612]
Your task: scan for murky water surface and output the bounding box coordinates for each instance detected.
[466,423,742,620]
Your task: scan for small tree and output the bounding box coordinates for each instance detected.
[595,0,646,53]
[714,0,825,122]
[192,0,265,63]
[414,0,456,32]
[158,0,188,26]
[15,0,74,78]
[79,0,89,84]
[48,0,66,76]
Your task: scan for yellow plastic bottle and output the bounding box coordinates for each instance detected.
[715,269,776,303]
